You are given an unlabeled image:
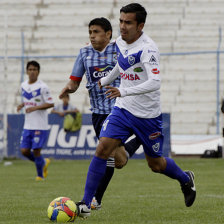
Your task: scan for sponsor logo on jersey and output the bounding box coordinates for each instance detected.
[149,132,161,140]
[133,67,143,72]
[151,68,160,74]
[128,55,135,65]
[35,98,41,102]
[152,142,160,152]
[89,65,114,82]
[149,55,157,64]
[120,73,140,80]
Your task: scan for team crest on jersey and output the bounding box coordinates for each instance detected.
[32,91,38,97]
[128,56,135,65]
[152,143,160,152]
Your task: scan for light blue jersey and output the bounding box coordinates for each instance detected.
[70,42,120,114]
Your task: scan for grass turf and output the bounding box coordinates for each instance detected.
[0,158,223,224]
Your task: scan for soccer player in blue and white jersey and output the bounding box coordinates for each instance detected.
[17,61,54,181]
[59,17,141,210]
[76,3,196,218]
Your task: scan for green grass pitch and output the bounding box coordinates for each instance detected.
[0,158,224,224]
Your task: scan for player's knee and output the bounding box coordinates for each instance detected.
[115,158,128,169]
[114,146,128,169]
[148,164,163,173]
[21,148,29,156]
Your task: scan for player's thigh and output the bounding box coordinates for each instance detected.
[20,129,32,150]
[99,107,132,144]
[132,115,164,158]
[31,130,48,150]
[95,137,121,159]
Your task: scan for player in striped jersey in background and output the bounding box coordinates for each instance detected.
[59,17,141,210]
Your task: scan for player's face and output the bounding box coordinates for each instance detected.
[119,12,144,44]
[89,25,111,51]
[26,65,39,84]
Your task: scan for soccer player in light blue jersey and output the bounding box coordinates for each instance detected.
[59,17,141,210]
[17,61,54,181]
[76,3,196,218]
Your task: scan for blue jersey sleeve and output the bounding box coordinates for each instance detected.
[70,52,85,78]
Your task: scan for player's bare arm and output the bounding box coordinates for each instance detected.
[17,103,24,112]
[59,80,80,99]
[26,103,54,113]
[104,86,121,99]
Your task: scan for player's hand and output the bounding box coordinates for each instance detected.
[26,107,36,113]
[17,103,24,112]
[104,86,121,99]
[98,80,102,89]
[59,87,70,99]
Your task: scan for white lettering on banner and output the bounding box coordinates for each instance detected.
[47,125,97,148]
[56,149,72,155]
[73,150,85,155]
[41,149,55,155]
[77,126,97,147]
[47,125,59,147]
[57,129,77,147]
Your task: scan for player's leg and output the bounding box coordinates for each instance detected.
[91,113,115,210]
[77,137,121,218]
[33,148,45,180]
[114,136,141,169]
[78,108,131,218]
[134,114,196,207]
[20,129,35,161]
[32,130,49,180]
[145,154,196,207]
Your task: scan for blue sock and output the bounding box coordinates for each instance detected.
[82,156,107,208]
[27,151,35,162]
[34,156,45,178]
[162,157,190,184]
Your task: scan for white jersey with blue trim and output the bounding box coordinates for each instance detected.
[21,79,54,130]
[114,32,161,118]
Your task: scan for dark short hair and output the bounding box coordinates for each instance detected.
[89,17,112,39]
[120,3,147,24]
[26,60,40,71]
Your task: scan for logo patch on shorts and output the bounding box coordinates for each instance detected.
[152,143,160,152]
[34,137,40,143]
[149,132,161,140]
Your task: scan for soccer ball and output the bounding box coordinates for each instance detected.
[47,197,77,222]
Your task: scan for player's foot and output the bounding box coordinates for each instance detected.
[76,201,91,219]
[35,176,44,181]
[91,197,102,210]
[181,171,196,207]
[43,158,50,178]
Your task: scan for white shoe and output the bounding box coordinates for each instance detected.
[76,201,91,219]
[91,197,102,210]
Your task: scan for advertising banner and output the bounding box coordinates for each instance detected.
[7,113,170,159]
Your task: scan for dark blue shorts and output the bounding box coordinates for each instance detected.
[20,129,49,150]
[92,113,109,139]
[99,107,164,158]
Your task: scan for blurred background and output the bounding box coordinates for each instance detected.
[0,0,224,158]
